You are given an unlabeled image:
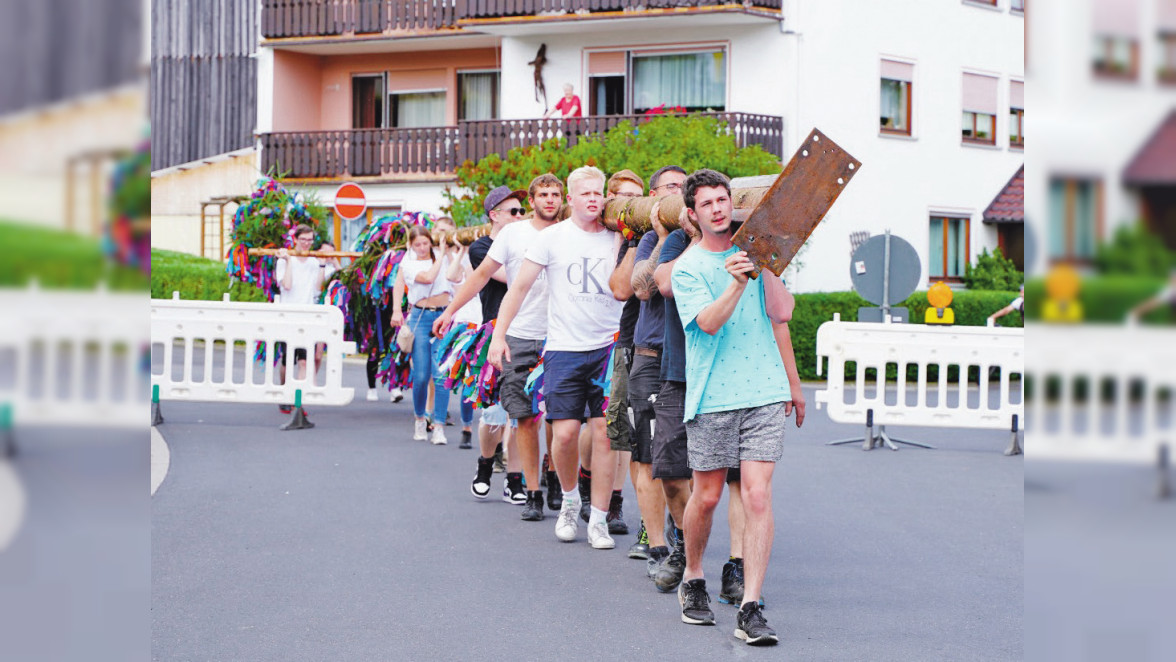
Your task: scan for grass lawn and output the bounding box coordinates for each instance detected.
[1,220,148,290]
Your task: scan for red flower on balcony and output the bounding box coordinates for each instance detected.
[644,104,688,116]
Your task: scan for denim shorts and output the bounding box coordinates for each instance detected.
[542,346,611,421]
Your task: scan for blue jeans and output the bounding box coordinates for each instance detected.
[406,307,450,421]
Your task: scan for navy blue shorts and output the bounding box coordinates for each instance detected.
[542,347,611,421]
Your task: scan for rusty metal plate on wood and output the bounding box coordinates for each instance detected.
[732,128,861,277]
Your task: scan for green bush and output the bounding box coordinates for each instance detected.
[1093,222,1176,277]
[789,288,1021,381]
[442,114,783,226]
[1,220,147,290]
[962,247,1023,291]
[1023,274,1170,323]
[151,249,268,302]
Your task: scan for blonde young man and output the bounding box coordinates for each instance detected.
[435,175,565,521]
[489,166,625,549]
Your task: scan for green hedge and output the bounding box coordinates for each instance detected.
[789,289,1021,381]
[151,249,268,302]
[1,220,148,290]
[1024,275,1170,323]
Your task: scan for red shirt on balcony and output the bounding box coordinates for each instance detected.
[544,84,583,119]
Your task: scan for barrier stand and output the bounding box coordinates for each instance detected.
[1005,414,1021,456]
[280,389,314,431]
[1,403,13,458]
[1158,445,1171,500]
[827,408,934,451]
[151,385,164,426]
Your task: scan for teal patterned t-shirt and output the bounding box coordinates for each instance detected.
[671,245,790,422]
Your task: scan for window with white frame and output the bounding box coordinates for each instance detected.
[390,90,446,128]
[631,50,726,114]
[880,59,913,135]
[929,216,970,280]
[962,73,998,145]
[1092,0,1141,79]
[1011,0,1025,12]
[1009,80,1024,147]
[1049,179,1101,261]
[457,71,500,121]
[1160,1,1176,82]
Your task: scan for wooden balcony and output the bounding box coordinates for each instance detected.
[261,0,781,40]
[261,112,784,180]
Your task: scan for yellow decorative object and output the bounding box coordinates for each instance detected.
[1043,265,1084,323]
[925,281,954,325]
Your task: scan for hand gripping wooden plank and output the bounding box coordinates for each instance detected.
[732,128,861,278]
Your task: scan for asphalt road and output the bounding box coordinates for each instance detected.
[151,360,1023,661]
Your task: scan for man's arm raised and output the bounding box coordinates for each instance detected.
[763,272,795,324]
[488,259,542,370]
[433,255,502,336]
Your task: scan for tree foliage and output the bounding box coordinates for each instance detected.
[442,114,783,226]
[962,247,1023,291]
[1093,222,1176,277]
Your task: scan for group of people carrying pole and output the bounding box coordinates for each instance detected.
[370,164,805,646]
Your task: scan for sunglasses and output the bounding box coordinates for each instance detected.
[497,207,525,216]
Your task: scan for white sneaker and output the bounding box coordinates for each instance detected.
[587,521,616,550]
[430,426,448,445]
[413,419,427,441]
[555,500,580,542]
[390,388,404,403]
[366,388,378,402]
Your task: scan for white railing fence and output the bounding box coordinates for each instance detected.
[0,283,149,456]
[1024,322,1175,497]
[815,315,1024,454]
[150,293,357,429]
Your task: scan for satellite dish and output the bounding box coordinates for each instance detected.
[849,233,921,306]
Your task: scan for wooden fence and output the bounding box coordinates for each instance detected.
[263,112,782,178]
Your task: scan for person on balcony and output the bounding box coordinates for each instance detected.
[543,83,582,119]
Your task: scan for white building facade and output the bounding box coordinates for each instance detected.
[252,0,1025,292]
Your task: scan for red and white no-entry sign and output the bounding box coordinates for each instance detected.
[334,182,367,220]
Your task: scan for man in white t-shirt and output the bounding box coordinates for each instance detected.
[489,165,625,549]
[274,224,330,411]
[434,175,565,521]
[988,283,1024,326]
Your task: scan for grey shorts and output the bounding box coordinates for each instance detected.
[685,401,788,471]
[500,335,544,420]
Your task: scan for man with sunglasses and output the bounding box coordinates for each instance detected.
[435,176,566,521]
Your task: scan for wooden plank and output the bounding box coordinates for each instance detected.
[732,128,862,277]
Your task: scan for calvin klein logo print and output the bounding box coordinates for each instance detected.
[567,258,607,295]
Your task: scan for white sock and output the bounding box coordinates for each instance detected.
[589,506,607,528]
[563,488,580,506]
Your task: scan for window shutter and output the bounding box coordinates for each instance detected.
[962,73,998,115]
[1009,80,1024,110]
[588,51,626,77]
[1093,0,1141,38]
[881,59,913,83]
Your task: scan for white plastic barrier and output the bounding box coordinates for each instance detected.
[0,284,148,437]
[815,314,1024,453]
[1024,322,1175,466]
[150,293,357,411]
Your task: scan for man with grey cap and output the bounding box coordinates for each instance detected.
[435,174,566,521]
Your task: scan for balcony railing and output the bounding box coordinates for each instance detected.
[261,0,781,39]
[261,0,459,38]
[261,112,783,180]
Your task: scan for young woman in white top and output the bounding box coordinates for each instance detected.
[391,226,454,443]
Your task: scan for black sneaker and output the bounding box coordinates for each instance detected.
[606,492,628,535]
[546,476,563,511]
[628,522,650,559]
[278,404,293,414]
[678,579,715,626]
[578,471,591,523]
[646,545,669,579]
[719,558,744,605]
[654,543,686,593]
[521,490,545,521]
[502,472,526,505]
[459,430,472,449]
[492,442,506,473]
[540,454,549,487]
[471,456,494,499]
[734,601,778,645]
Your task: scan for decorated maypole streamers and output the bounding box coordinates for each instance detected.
[436,321,502,408]
[104,139,151,273]
[323,211,437,389]
[225,177,330,301]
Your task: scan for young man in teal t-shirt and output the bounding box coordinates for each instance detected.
[669,169,803,646]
